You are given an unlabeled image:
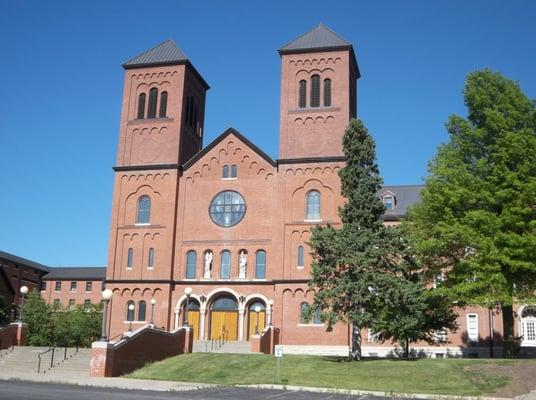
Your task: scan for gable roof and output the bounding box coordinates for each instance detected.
[43,267,106,281]
[378,185,424,220]
[183,127,276,170]
[279,24,352,53]
[0,250,49,273]
[123,39,188,69]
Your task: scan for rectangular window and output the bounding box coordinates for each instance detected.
[148,248,155,269]
[84,300,91,310]
[55,281,61,291]
[40,281,47,291]
[70,281,77,292]
[85,281,92,292]
[53,299,60,308]
[467,314,479,342]
[297,246,304,268]
[68,299,75,308]
[383,196,394,210]
[255,251,266,279]
[127,248,133,269]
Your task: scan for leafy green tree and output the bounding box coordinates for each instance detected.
[52,303,102,347]
[406,70,536,356]
[23,291,53,346]
[308,119,457,359]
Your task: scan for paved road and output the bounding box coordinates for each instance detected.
[0,380,395,400]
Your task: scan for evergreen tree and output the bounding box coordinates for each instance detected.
[308,119,457,359]
[406,70,536,356]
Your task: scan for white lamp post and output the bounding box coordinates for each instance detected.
[18,286,28,323]
[100,289,113,341]
[150,298,156,325]
[184,287,192,326]
[254,305,261,335]
[128,303,135,332]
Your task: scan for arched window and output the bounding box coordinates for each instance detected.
[222,165,229,178]
[297,245,304,268]
[298,80,307,108]
[136,196,151,224]
[212,296,238,311]
[138,301,146,321]
[383,195,395,210]
[220,250,231,279]
[137,93,146,119]
[323,78,331,107]
[127,248,134,269]
[126,300,135,321]
[310,75,320,107]
[159,91,168,118]
[230,165,237,178]
[147,88,158,118]
[521,306,536,344]
[186,250,196,279]
[255,250,266,279]
[147,248,155,269]
[306,190,321,220]
[300,302,308,324]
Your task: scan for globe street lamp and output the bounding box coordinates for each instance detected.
[128,303,135,332]
[18,286,28,323]
[100,289,113,341]
[150,298,156,325]
[254,305,261,335]
[184,287,192,326]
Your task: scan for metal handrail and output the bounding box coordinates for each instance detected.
[205,331,227,352]
[109,333,124,342]
[37,347,55,374]
[0,345,14,358]
[37,344,81,373]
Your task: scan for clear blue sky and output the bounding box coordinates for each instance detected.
[1,1,535,267]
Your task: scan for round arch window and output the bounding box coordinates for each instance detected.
[209,191,246,227]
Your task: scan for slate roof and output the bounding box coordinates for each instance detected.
[0,250,49,273]
[43,267,106,281]
[279,24,353,53]
[378,185,424,220]
[123,39,188,69]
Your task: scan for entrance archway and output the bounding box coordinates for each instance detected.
[247,301,266,339]
[210,296,238,341]
[182,299,201,340]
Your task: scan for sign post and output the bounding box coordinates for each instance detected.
[274,345,283,383]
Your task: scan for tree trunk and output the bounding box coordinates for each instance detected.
[350,322,362,361]
[404,338,409,359]
[502,304,516,358]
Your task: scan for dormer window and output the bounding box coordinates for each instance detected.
[382,194,395,210]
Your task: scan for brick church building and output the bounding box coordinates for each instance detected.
[92,25,532,356]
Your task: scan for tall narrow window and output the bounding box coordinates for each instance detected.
[297,245,304,268]
[255,250,266,279]
[300,302,308,324]
[186,250,196,279]
[147,248,155,269]
[185,96,191,125]
[127,248,133,269]
[467,314,479,342]
[126,301,135,321]
[55,281,61,291]
[137,93,146,119]
[306,190,321,220]
[222,165,229,178]
[136,196,151,224]
[147,88,158,118]
[220,250,231,279]
[138,301,146,321]
[159,91,168,118]
[310,75,320,107]
[85,282,92,292]
[230,165,237,178]
[323,78,331,107]
[189,97,195,127]
[193,105,198,129]
[70,281,77,292]
[298,80,307,108]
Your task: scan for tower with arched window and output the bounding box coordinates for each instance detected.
[278,24,360,159]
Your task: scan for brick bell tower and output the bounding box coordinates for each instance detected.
[105,40,209,333]
[278,24,360,159]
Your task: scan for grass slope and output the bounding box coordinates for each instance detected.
[127,353,516,396]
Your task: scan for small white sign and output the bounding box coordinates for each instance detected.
[274,345,283,358]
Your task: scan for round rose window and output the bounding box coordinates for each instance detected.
[209,191,246,227]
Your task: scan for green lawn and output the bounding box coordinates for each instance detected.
[126,353,525,396]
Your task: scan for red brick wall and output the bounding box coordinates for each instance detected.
[41,279,103,307]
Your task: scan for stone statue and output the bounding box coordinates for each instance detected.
[238,251,247,279]
[204,251,213,278]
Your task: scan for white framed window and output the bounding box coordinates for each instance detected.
[521,306,536,346]
[434,329,447,343]
[383,195,395,210]
[466,313,479,342]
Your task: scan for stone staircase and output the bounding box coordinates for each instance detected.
[0,346,91,377]
[193,340,252,354]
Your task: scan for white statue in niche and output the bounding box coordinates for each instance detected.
[204,251,213,278]
[238,251,247,279]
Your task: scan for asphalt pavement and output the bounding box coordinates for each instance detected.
[0,380,393,400]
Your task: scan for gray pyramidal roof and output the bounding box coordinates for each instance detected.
[279,24,353,53]
[123,39,188,69]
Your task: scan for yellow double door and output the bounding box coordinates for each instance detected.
[187,310,200,340]
[210,311,238,341]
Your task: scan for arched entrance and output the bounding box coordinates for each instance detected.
[521,306,536,346]
[182,299,201,340]
[247,301,266,339]
[210,296,238,341]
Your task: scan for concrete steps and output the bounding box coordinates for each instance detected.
[193,340,252,354]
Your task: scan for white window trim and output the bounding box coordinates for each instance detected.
[297,265,304,270]
[297,323,324,327]
[134,222,151,226]
[221,177,237,181]
[466,313,479,342]
[304,219,322,223]
[520,305,536,347]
